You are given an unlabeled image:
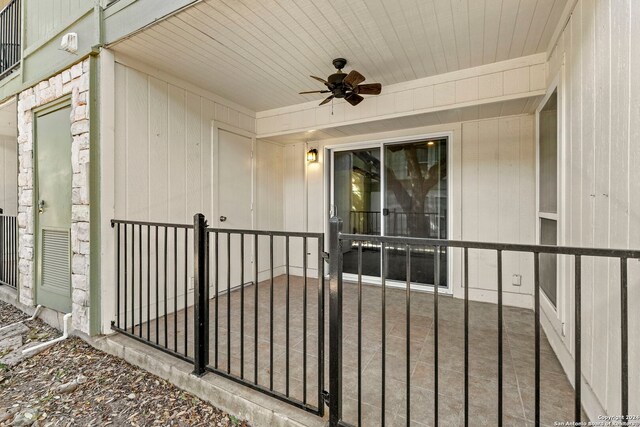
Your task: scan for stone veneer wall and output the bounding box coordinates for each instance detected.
[17,59,91,333]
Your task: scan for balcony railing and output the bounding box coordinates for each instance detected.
[0,213,18,289]
[0,0,20,79]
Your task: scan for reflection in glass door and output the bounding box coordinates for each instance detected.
[384,139,447,286]
[331,137,448,288]
[334,148,382,278]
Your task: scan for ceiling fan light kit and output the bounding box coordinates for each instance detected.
[299,58,382,107]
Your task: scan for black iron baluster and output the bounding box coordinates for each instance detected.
[328,217,343,427]
[574,255,581,422]
[317,236,325,417]
[184,229,188,357]
[285,235,290,397]
[147,225,151,341]
[0,216,4,285]
[620,257,628,422]
[240,233,245,379]
[357,242,363,427]
[139,225,143,338]
[269,234,274,391]
[13,217,16,286]
[227,233,232,374]
[193,214,209,376]
[405,244,411,426]
[155,226,159,344]
[164,226,168,348]
[174,227,178,351]
[254,233,259,385]
[124,224,128,332]
[116,223,121,329]
[464,247,469,427]
[132,224,135,335]
[2,216,5,285]
[381,241,386,425]
[303,236,308,403]
[434,245,440,427]
[497,249,503,427]
[215,232,219,369]
[534,252,540,427]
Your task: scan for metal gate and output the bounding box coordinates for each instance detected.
[111,214,325,416]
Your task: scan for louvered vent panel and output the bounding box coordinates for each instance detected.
[42,229,70,292]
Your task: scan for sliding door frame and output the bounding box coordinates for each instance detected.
[326,131,453,294]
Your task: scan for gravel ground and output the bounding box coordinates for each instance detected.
[0,301,250,426]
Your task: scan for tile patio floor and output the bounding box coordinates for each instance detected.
[129,275,584,426]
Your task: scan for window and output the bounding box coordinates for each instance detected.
[538,89,558,307]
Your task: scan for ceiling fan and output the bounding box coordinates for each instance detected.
[300,58,382,106]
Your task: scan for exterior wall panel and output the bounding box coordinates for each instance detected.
[0,136,17,215]
[113,62,256,223]
[545,0,640,417]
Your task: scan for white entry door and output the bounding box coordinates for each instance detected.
[216,128,253,291]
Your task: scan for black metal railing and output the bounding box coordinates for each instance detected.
[327,216,637,427]
[0,213,18,288]
[0,0,20,79]
[349,209,443,237]
[111,219,195,363]
[111,214,325,416]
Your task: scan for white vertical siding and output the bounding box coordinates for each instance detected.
[461,116,536,299]
[546,0,640,416]
[113,62,255,223]
[0,136,17,215]
[112,63,292,322]
[256,139,285,276]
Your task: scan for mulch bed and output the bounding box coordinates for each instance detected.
[0,303,59,362]
[0,301,250,426]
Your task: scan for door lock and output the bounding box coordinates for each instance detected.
[219,216,227,222]
[38,200,45,214]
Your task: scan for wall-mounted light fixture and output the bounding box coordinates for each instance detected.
[307,148,318,163]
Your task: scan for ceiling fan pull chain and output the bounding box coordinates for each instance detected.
[331,98,334,115]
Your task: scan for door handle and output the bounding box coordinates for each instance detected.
[38,200,45,214]
[219,216,227,222]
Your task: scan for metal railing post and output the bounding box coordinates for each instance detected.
[193,213,209,376]
[328,216,343,427]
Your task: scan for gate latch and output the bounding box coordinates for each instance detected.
[322,390,330,405]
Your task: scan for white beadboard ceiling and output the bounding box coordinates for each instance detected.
[111,0,566,112]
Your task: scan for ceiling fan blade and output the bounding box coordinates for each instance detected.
[310,75,330,85]
[345,93,364,106]
[343,70,366,88]
[355,83,382,95]
[319,95,334,106]
[299,90,331,94]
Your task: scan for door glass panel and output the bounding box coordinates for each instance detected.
[384,139,447,285]
[539,90,558,214]
[334,148,381,277]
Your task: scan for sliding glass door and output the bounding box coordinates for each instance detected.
[334,147,382,278]
[331,137,448,288]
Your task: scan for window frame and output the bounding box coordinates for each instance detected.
[535,63,567,336]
